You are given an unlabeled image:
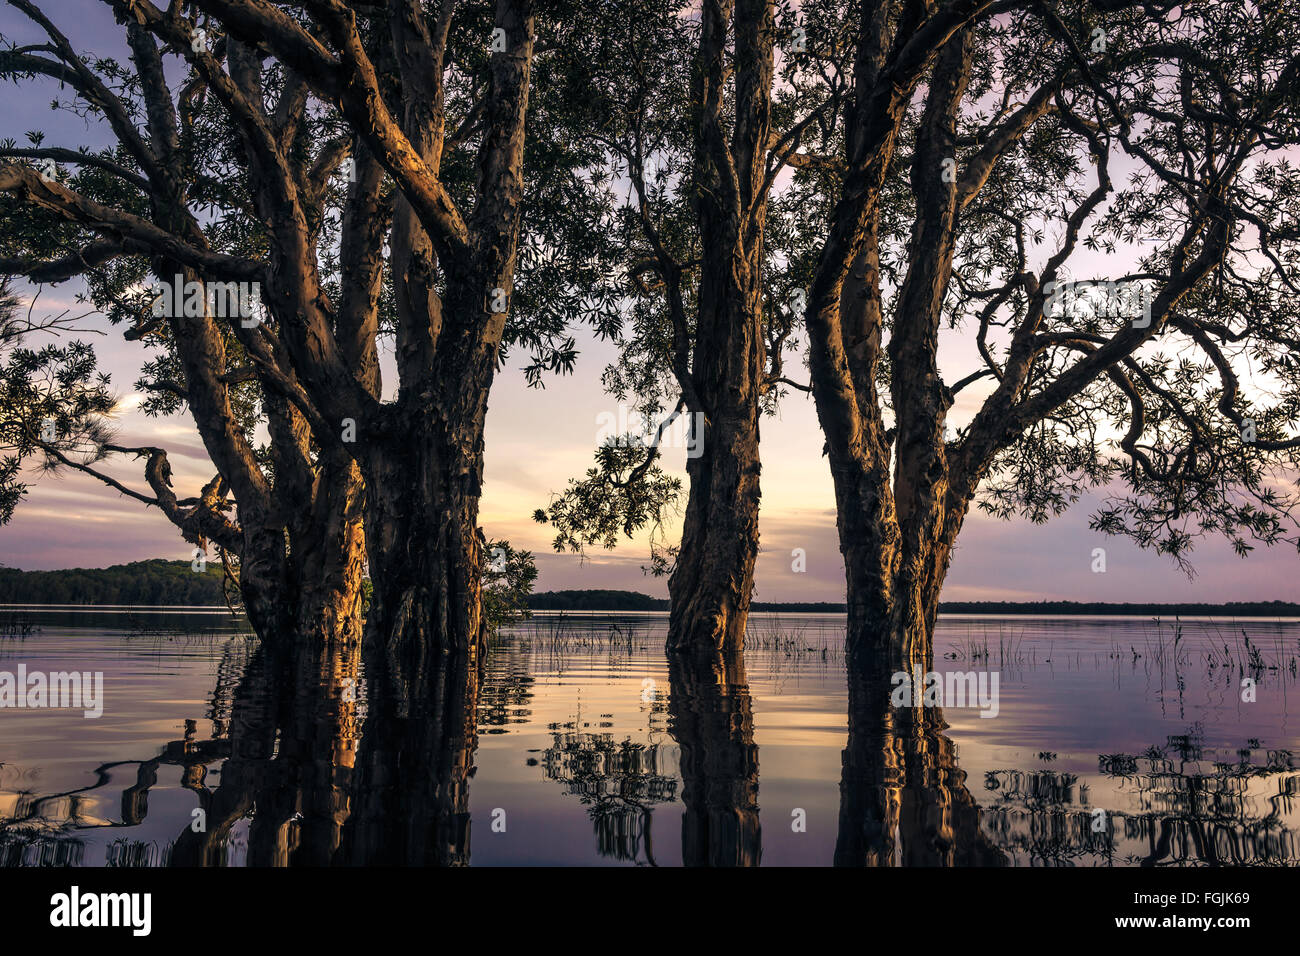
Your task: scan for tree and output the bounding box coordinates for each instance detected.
[790,0,1300,676]
[0,1,615,686]
[1,0,369,644]
[534,0,819,666]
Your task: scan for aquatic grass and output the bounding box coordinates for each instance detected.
[1135,618,1300,706]
[0,611,37,639]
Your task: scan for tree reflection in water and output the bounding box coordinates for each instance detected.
[835,666,1006,867]
[5,631,1300,867]
[534,645,763,866]
[337,638,480,866]
[667,648,761,867]
[170,637,360,866]
[541,730,677,865]
[982,728,1300,866]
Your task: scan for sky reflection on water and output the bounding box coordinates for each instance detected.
[2,609,1298,866]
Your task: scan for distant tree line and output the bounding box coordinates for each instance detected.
[0,560,228,606]
[936,600,1300,617]
[2,552,537,631]
[527,590,1300,617]
[3,566,1296,619]
[527,590,668,612]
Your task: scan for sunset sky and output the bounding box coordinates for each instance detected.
[2,2,1296,603]
[5,299,1294,603]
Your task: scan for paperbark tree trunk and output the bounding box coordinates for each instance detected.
[348,2,530,690]
[665,0,771,662]
[839,509,966,679]
[842,535,944,677]
[143,255,367,651]
[667,375,763,661]
[807,27,978,680]
[358,267,500,697]
[361,417,488,698]
[281,458,368,648]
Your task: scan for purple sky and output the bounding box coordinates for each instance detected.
[1,2,1297,603]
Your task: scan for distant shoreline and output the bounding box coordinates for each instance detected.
[6,604,1300,625]
[527,590,1300,616]
[2,564,1297,617]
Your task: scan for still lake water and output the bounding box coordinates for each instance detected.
[2,607,1299,866]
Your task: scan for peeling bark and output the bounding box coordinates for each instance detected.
[666,0,772,659]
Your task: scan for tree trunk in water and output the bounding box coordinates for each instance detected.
[360,390,488,706]
[285,455,368,647]
[841,493,973,679]
[842,558,942,679]
[237,457,367,650]
[665,152,765,662]
[666,407,762,663]
[667,0,771,663]
[237,525,364,650]
[236,530,291,643]
[831,457,965,679]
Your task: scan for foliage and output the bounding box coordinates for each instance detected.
[0,0,628,615]
[533,434,683,575]
[527,589,667,611]
[0,280,115,524]
[482,538,538,634]
[533,0,817,572]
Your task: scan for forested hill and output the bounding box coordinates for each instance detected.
[0,560,228,605]
[527,589,668,611]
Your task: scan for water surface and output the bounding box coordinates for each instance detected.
[2,608,1298,866]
